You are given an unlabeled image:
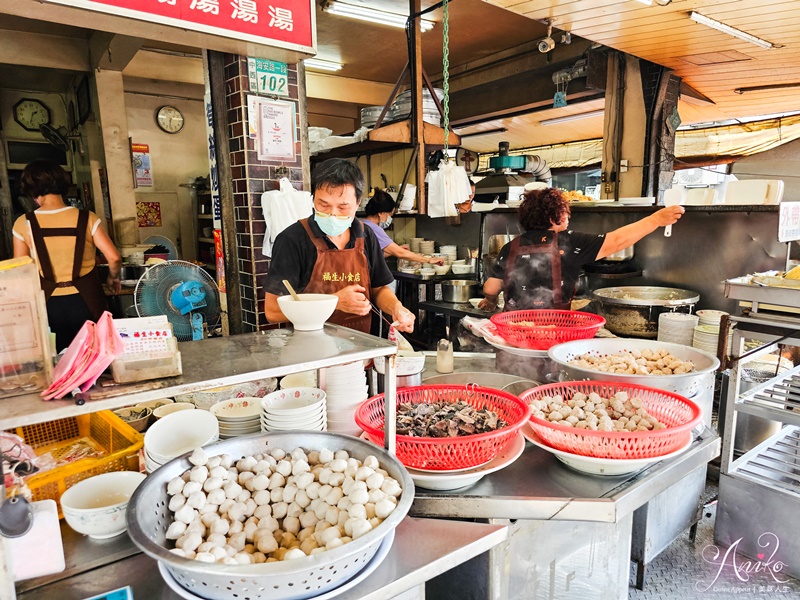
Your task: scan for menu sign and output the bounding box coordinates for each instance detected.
[779,202,800,242]
[43,0,315,53]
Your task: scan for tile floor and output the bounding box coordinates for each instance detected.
[628,481,800,599]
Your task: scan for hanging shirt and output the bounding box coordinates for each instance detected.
[488,229,605,311]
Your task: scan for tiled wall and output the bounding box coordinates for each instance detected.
[223,54,304,331]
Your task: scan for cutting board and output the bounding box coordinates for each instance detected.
[7,499,65,581]
[724,180,784,205]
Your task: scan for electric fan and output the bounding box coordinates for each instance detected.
[133,261,220,341]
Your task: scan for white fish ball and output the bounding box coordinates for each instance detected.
[269,448,286,461]
[299,511,318,529]
[254,505,272,520]
[348,488,369,505]
[219,498,236,515]
[295,490,311,509]
[168,494,186,512]
[375,498,395,519]
[253,490,271,506]
[182,481,202,497]
[257,535,278,554]
[207,488,226,506]
[229,520,244,535]
[286,502,303,518]
[329,459,347,473]
[234,552,253,564]
[190,465,209,483]
[284,548,306,560]
[177,532,203,552]
[268,473,286,490]
[275,460,292,477]
[210,518,230,536]
[195,552,215,563]
[306,482,321,500]
[189,448,208,466]
[272,501,288,520]
[363,455,379,470]
[366,472,385,491]
[283,516,300,535]
[236,490,252,504]
[166,521,187,540]
[186,491,207,510]
[167,477,186,496]
[174,505,196,524]
[318,468,333,485]
[209,466,228,480]
[351,518,372,539]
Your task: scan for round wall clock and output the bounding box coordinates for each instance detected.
[13,98,51,132]
[156,105,184,134]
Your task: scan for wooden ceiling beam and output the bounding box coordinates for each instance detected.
[0,28,89,71]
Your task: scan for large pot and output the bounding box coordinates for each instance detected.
[592,286,699,338]
[487,234,518,256]
[441,280,480,303]
[547,338,719,399]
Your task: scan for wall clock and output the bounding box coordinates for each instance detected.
[13,98,51,132]
[156,105,184,134]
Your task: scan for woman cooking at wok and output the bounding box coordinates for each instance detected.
[478,186,685,312]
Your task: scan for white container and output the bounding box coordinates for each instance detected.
[153,402,195,419]
[280,371,317,388]
[261,387,326,415]
[144,409,219,462]
[61,472,146,539]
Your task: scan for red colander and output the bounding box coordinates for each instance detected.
[520,381,701,459]
[355,385,530,470]
[490,310,605,350]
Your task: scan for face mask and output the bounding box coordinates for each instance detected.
[315,211,353,237]
[380,215,392,229]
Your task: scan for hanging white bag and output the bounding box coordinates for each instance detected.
[261,178,313,256]
[426,159,471,218]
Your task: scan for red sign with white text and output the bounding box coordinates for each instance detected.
[44,0,315,52]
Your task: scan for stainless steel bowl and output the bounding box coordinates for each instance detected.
[126,432,414,600]
[547,338,720,399]
[441,280,480,303]
[603,245,634,261]
[488,234,518,256]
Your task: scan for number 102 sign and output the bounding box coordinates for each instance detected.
[247,58,289,97]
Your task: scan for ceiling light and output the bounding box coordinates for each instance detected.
[689,12,775,49]
[734,82,800,94]
[323,1,435,32]
[539,109,604,126]
[458,128,508,139]
[304,58,343,72]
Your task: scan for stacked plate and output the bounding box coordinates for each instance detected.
[322,361,368,436]
[260,387,326,432]
[143,410,219,473]
[657,313,698,346]
[210,397,261,439]
[693,309,732,355]
[439,245,458,264]
[410,238,424,253]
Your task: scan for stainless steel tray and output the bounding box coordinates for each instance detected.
[724,275,800,310]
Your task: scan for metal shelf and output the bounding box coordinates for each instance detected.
[198,237,214,244]
[1,326,397,430]
[736,363,800,427]
[727,426,800,499]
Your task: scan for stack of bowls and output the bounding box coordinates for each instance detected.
[144,410,219,473]
[657,313,698,346]
[439,245,458,264]
[210,397,261,439]
[153,402,195,420]
[322,362,368,436]
[693,309,732,354]
[410,238,424,253]
[260,387,326,432]
[419,240,435,255]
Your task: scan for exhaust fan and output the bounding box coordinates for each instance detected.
[39,123,84,157]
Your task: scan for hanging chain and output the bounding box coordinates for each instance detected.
[441,0,450,158]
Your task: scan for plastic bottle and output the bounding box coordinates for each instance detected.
[436,339,454,374]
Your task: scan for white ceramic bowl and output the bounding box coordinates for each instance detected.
[145,409,219,462]
[210,397,261,419]
[61,472,146,539]
[451,264,473,275]
[468,298,483,309]
[153,402,195,419]
[261,387,326,415]
[134,398,174,410]
[112,407,152,432]
[261,407,325,425]
[262,414,326,432]
[280,371,317,389]
[277,294,338,331]
[433,264,451,275]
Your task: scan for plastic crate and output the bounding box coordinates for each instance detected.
[9,410,143,516]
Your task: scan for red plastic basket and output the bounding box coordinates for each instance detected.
[355,385,530,470]
[519,381,701,459]
[490,310,605,350]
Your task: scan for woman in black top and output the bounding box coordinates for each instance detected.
[480,187,684,311]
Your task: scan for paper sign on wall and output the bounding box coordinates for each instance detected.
[131,143,153,187]
[257,99,296,161]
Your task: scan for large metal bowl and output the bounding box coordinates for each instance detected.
[547,338,720,399]
[127,431,414,600]
[592,286,699,338]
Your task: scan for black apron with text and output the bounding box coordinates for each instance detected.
[501,231,571,311]
[299,218,372,333]
[26,209,108,320]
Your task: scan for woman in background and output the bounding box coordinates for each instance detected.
[13,160,121,351]
[361,190,445,273]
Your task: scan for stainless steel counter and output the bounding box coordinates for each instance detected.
[2,325,397,430]
[16,517,508,600]
[410,427,719,522]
